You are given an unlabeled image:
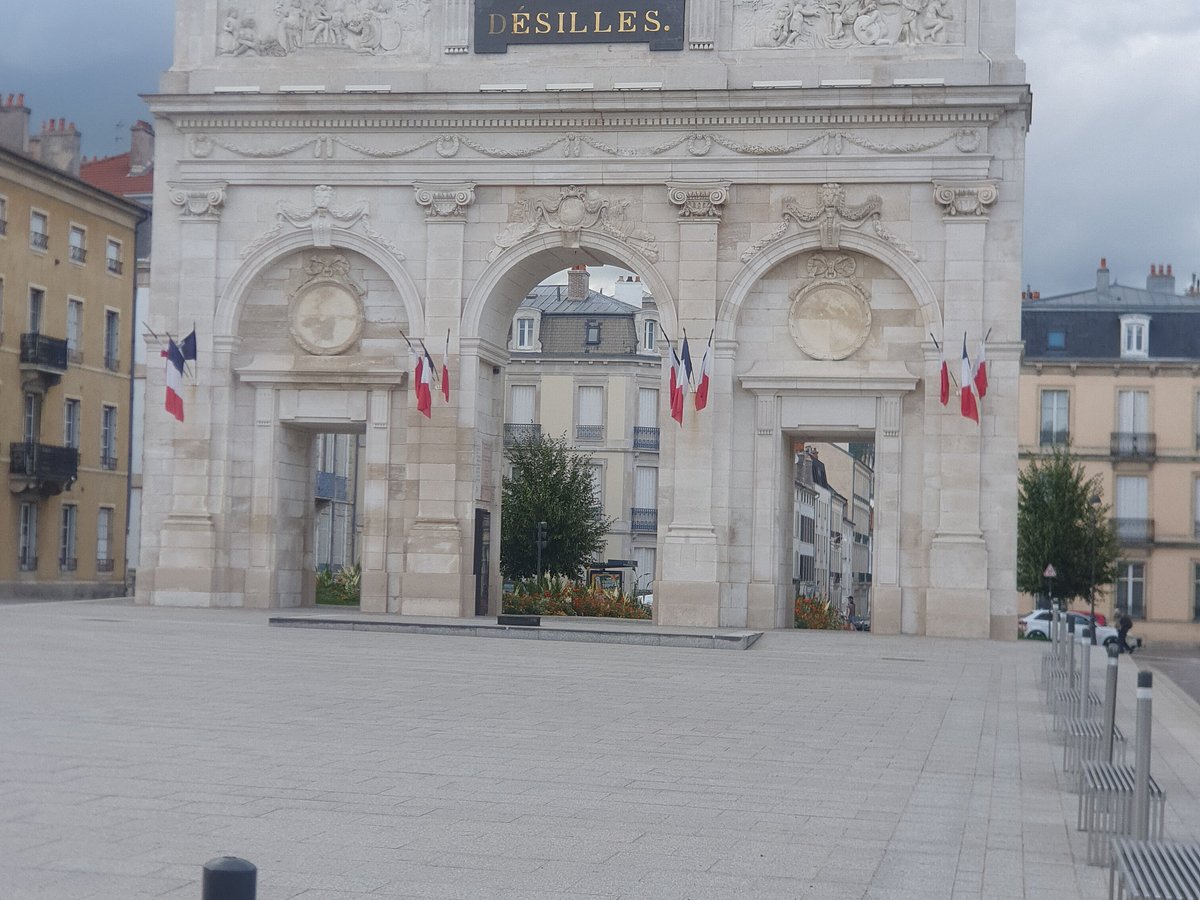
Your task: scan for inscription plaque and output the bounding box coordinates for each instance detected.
[475,0,685,53]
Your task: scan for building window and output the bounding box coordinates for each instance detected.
[634,387,660,450]
[63,398,80,449]
[576,385,604,442]
[643,320,657,351]
[30,210,49,251]
[67,299,83,362]
[23,392,41,442]
[1046,330,1066,350]
[97,508,114,572]
[28,287,44,333]
[101,405,118,470]
[1115,390,1151,457]
[1115,561,1145,619]
[515,317,534,349]
[1120,315,1150,359]
[60,504,78,571]
[589,462,604,514]
[1039,390,1069,446]
[1195,392,1200,452]
[1194,562,1200,622]
[1115,475,1150,542]
[106,238,123,274]
[585,319,601,345]
[632,466,659,533]
[69,225,87,264]
[1195,476,1200,540]
[19,503,38,570]
[104,310,120,370]
[0,194,7,235]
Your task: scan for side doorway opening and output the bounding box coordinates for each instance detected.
[312,429,364,606]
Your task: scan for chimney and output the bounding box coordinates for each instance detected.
[1146,262,1176,294]
[0,92,31,155]
[566,265,589,301]
[1096,257,1110,296]
[31,117,82,177]
[613,274,645,307]
[130,120,155,174]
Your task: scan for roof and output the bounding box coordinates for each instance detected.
[80,151,153,198]
[519,285,645,316]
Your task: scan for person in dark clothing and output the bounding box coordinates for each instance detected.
[1117,611,1135,654]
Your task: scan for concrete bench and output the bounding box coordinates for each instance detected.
[1109,838,1200,899]
[1079,762,1166,867]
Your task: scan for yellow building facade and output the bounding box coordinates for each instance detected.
[1,144,143,599]
[1020,262,1200,645]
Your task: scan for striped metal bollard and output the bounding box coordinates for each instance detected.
[202,856,256,900]
[1101,643,1119,762]
[1077,630,1091,721]
[1132,671,1153,841]
[1067,619,1076,689]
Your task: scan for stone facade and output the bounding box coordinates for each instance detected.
[141,0,1030,637]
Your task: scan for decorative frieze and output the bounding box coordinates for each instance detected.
[490,185,659,261]
[168,181,227,221]
[741,182,918,262]
[413,182,476,221]
[666,181,730,221]
[216,0,430,57]
[933,180,999,218]
[745,0,963,49]
[241,185,404,260]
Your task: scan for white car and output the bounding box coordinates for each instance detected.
[1019,609,1118,646]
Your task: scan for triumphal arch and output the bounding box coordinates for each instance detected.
[142,0,1030,638]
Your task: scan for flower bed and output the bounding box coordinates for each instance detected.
[502,574,652,620]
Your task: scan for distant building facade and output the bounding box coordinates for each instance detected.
[506,267,660,589]
[1020,260,1200,644]
[1,95,144,599]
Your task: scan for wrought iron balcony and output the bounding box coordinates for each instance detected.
[30,231,48,250]
[20,332,68,373]
[503,423,541,448]
[106,257,123,274]
[9,441,79,496]
[575,424,604,442]
[1114,517,1154,544]
[1111,432,1155,459]
[18,554,37,572]
[104,352,120,372]
[101,454,119,471]
[0,217,7,235]
[1039,427,1069,446]
[633,426,660,451]
[70,245,87,263]
[97,558,115,573]
[59,557,77,572]
[631,507,658,533]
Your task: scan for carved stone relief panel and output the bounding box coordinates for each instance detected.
[736,0,964,49]
[490,185,660,261]
[288,255,365,356]
[788,254,872,360]
[217,0,431,57]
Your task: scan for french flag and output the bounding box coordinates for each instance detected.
[162,339,185,422]
[668,339,686,425]
[960,336,979,424]
[972,338,988,400]
[939,344,950,406]
[441,330,452,402]
[412,345,432,418]
[694,332,713,411]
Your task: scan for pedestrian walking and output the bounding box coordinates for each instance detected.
[1117,611,1135,654]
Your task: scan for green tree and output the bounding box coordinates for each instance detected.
[1017,444,1118,605]
[501,433,614,580]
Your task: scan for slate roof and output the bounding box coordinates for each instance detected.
[515,285,651,357]
[1022,279,1200,362]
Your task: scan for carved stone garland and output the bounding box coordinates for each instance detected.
[241,185,404,259]
[490,186,660,262]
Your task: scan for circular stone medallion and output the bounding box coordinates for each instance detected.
[289,280,363,356]
[788,280,872,360]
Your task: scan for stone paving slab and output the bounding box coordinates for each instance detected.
[2,598,1199,899]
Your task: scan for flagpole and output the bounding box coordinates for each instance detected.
[929,331,959,389]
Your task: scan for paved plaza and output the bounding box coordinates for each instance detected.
[3,600,1200,899]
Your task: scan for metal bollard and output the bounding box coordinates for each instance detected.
[1132,671,1153,841]
[1067,619,1076,689]
[1051,604,1061,658]
[1077,630,1091,721]
[202,856,256,900]
[1101,643,1120,763]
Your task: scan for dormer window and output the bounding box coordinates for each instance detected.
[1046,330,1065,351]
[516,317,534,349]
[585,320,601,345]
[1120,315,1150,359]
[643,320,657,351]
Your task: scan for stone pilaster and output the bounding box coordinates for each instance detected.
[656,182,728,627]
[746,394,784,630]
[360,389,392,612]
[871,395,905,635]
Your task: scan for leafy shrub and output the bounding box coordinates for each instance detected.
[794,593,845,630]
[316,564,361,605]
[502,575,651,620]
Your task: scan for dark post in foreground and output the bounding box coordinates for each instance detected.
[202,856,256,900]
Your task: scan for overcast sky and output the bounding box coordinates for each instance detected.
[1,0,1196,299]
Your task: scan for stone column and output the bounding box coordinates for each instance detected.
[403,184,475,615]
[925,180,997,638]
[442,0,470,54]
[656,182,728,627]
[360,389,392,612]
[871,395,905,634]
[747,394,784,629]
[244,387,278,609]
[151,182,228,606]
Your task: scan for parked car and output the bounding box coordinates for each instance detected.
[1018,610,1118,645]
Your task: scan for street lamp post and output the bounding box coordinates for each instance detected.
[1043,563,1056,611]
[1088,494,1102,645]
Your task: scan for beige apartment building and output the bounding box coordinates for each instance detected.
[1,96,144,599]
[1020,260,1200,644]
[506,267,661,593]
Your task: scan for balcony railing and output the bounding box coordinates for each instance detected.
[0,218,7,235]
[1114,517,1154,544]
[20,332,69,371]
[59,557,77,572]
[633,426,660,451]
[70,245,87,263]
[18,554,38,572]
[104,352,120,372]
[503,423,541,448]
[631,507,658,533]
[97,558,115,573]
[1111,432,1156,459]
[575,424,604,442]
[106,257,123,274]
[9,441,79,494]
[101,454,118,471]
[30,231,49,250]
[1039,428,1069,446]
